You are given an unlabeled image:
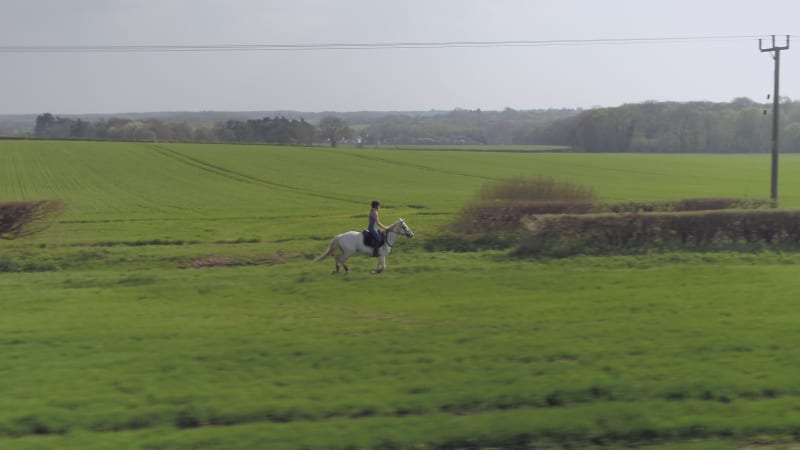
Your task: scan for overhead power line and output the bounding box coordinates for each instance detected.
[0,35,790,53]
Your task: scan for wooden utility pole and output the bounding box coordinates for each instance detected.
[759,35,790,204]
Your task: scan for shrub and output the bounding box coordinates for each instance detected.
[452,200,598,233]
[450,176,598,233]
[0,200,65,240]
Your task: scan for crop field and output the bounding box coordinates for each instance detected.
[4,140,800,449]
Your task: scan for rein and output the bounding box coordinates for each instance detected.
[383,226,407,249]
[384,229,397,248]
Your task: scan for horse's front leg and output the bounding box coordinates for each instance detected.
[373,255,386,274]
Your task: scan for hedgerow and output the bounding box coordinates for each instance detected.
[516,209,800,257]
[451,198,772,234]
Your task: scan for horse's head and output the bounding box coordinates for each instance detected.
[391,218,414,238]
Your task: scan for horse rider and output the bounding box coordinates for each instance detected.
[369,200,388,256]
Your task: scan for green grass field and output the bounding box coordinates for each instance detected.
[3,140,800,449]
[373,144,570,152]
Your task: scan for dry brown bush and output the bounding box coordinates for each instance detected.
[452,200,598,233]
[0,200,65,240]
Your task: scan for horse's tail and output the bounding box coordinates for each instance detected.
[314,235,339,262]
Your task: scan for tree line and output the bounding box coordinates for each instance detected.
[30,98,800,152]
[351,100,800,153]
[525,98,800,153]
[31,109,574,147]
[359,108,578,146]
[33,113,319,145]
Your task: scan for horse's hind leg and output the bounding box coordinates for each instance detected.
[333,258,349,274]
[336,252,352,274]
[333,253,344,274]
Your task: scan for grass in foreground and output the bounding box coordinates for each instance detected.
[3,250,800,448]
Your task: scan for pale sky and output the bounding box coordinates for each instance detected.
[0,0,798,114]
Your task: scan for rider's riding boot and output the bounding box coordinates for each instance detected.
[372,245,379,257]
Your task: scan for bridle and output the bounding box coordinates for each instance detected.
[384,221,413,248]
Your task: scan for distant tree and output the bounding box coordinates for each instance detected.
[294,118,315,145]
[70,119,95,139]
[172,123,194,142]
[194,126,216,142]
[317,116,352,147]
[34,113,56,136]
[731,97,758,110]
[734,108,768,152]
[133,128,157,142]
[34,113,71,138]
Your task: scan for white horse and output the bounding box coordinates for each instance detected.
[314,218,414,274]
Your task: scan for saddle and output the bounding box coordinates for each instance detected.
[362,230,386,257]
